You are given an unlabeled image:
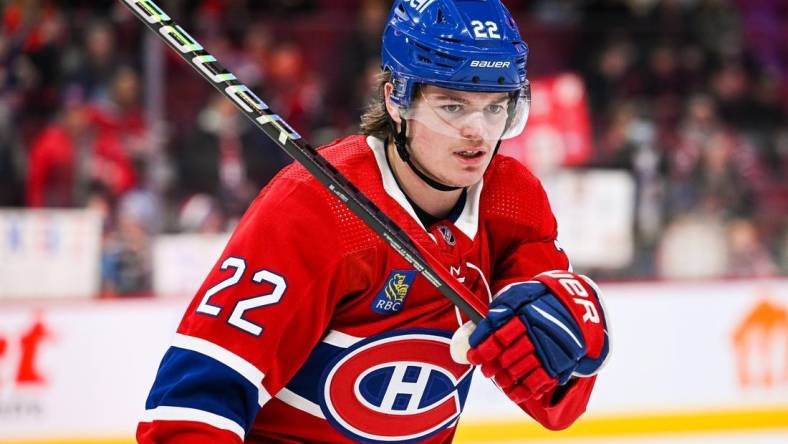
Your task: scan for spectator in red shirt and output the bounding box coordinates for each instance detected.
[26,85,136,207]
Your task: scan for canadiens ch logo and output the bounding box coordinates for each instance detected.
[319,330,473,443]
[372,270,416,315]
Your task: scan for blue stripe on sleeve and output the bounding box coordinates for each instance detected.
[285,341,345,403]
[145,346,260,433]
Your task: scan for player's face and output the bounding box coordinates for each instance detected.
[405,86,511,187]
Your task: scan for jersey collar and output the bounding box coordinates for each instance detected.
[366,136,482,240]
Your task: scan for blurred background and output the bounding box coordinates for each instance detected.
[0,0,786,443]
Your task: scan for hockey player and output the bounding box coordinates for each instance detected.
[138,0,610,442]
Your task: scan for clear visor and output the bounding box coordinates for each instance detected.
[399,80,530,142]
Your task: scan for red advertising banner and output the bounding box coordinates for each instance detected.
[500,72,593,171]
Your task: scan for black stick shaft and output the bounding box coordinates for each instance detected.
[121,0,485,323]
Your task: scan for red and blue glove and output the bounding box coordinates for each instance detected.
[466,270,610,403]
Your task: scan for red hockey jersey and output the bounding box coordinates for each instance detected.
[137,135,596,443]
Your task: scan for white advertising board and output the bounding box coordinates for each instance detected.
[463,279,788,420]
[0,299,184,441]
[0,279,786,441]
[0,209,102,299]
[152,233,230,298]
[543,170,635,270]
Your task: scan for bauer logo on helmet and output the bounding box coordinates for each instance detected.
[469,60,511,69]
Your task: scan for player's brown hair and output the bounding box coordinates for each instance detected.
[360,71,394,140]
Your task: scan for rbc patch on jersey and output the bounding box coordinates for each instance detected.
[371,270,416,315]
[319,329,473,443]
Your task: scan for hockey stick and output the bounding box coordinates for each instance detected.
[121,0,486,323]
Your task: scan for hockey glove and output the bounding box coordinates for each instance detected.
[465,270,610,403]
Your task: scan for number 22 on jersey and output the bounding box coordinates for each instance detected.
[196,256,287,336]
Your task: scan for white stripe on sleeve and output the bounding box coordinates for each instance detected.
[275,387,326,419]
[142,406,245,440]
[322,329,363,348]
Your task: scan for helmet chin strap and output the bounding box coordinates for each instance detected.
[389,117,503,192]
[392,118,461,192]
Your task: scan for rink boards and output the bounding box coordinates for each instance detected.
[0,279,786,443]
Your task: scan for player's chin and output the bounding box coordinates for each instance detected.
[444,170,485,188]
[439,154,490,186]
[454,158,490,180]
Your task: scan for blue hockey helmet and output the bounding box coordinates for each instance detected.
[381,0,529,109]
[380,0,530,191]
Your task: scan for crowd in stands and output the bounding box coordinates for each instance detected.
[1,0,786,296]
